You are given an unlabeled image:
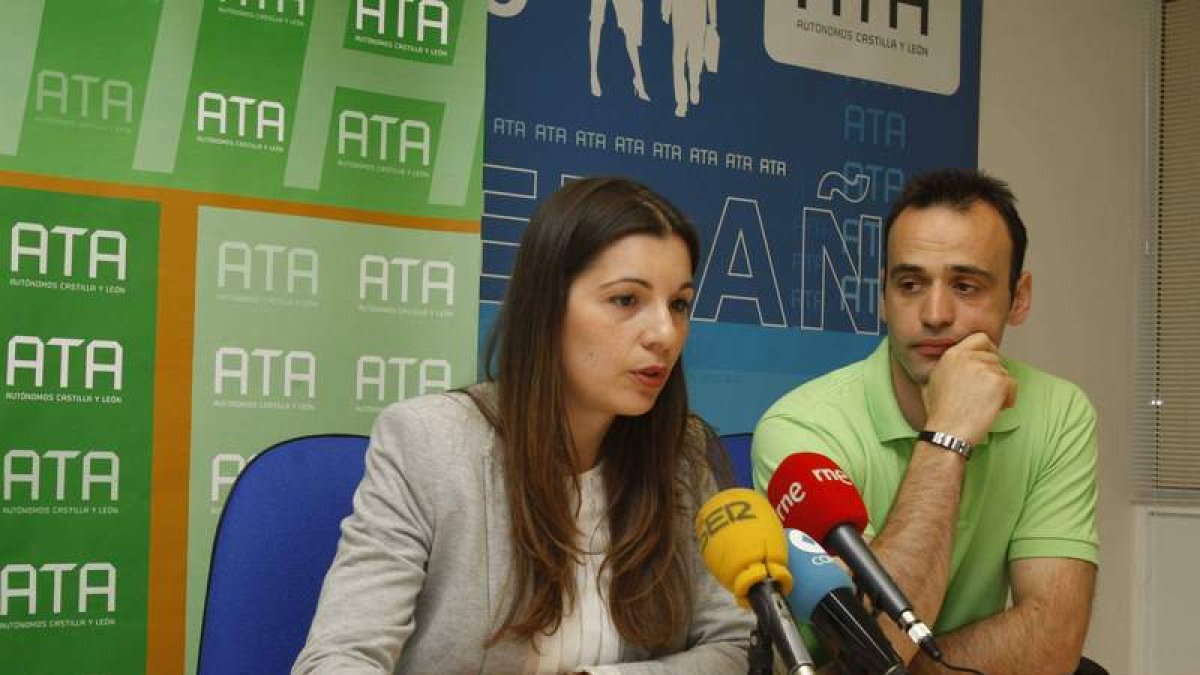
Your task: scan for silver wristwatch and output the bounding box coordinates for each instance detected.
[917,430,973,460]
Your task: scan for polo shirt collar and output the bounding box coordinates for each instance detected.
[865,337,1021,443]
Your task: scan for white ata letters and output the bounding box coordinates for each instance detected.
[0,563,117,616]
[10,222,127,280]
[3,449,119,502]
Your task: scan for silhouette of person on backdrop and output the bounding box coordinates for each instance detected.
[663,0,717,117]
[589,0,651,101]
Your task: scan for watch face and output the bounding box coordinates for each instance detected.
[919,431,971,459]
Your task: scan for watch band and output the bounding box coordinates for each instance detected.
[917,430,973,460]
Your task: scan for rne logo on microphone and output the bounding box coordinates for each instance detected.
[773,481,806,522]
[811,467,854,486]
[696,500,755,552]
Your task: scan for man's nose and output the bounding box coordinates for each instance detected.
[920,284,954,330]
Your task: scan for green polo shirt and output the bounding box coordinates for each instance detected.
[752,338,1098,634]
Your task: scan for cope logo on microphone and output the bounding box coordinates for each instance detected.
[787,530,835,566]
[696,499,755,553]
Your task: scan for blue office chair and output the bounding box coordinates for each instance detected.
[720,432,755,488]
[197,434,369,675]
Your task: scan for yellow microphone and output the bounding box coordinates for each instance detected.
[695,488,792,606]
[695,488,815,675]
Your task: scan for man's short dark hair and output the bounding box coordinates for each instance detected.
[883,168,1028,296]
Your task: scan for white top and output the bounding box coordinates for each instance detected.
[526,464,622,675]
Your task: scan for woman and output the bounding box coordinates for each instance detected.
[293,177,752,674]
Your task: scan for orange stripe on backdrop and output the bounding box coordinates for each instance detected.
[0,169,479,674]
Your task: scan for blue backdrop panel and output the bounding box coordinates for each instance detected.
[481,0,982,433]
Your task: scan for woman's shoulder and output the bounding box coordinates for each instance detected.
[378,382,491,422]
[371,384,497,459]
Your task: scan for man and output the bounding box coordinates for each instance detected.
[752,169,1099,674]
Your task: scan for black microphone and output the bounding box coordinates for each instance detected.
[785,528,908,675]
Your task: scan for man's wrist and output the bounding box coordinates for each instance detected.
[917,430,973,460]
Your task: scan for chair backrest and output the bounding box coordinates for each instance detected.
[197,433,369,675]
[720,432,755,488]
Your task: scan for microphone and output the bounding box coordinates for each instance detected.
[767,453,941,660]
[785,529,908,675]
[695,488,816,675]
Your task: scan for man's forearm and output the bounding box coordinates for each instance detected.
[907,599,1087,675]
[868,444,966,661]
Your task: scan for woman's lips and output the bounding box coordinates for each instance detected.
[632,366,667,388]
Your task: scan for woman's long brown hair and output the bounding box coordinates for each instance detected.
[472,176,709,652]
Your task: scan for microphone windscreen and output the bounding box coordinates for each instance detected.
[766,452,868,541]
[784,529,854,621]
[695,488,792,607]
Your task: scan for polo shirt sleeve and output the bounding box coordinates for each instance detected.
[751,409,857,495]
[1008,385,1100,564]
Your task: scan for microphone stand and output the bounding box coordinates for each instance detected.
[747,622,774,675]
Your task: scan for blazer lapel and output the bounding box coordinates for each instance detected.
[479,435,528,673]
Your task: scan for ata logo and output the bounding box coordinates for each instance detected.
[5,336,124,391]
[354,0,451,46]
[798,0,931,35]
[338,110,432,168]
[217,241,318,294]
[0,563,116,616]
[197,92,287,145]
[765,0,959,95]
[2,449,119,502]
[358,255,453,306]
[35,71,134,124]
[9,222,127,281]
[220,0,306,17]
[355,355,451,402]
[213,347,316,398]
[210,453,248,503]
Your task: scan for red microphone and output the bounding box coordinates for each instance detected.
[766,453,867,540]
[766,453,941,660]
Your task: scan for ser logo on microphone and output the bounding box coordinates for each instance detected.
[696,499,755,553]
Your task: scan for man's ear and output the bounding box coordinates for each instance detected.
[878,281,888,326]
[1008,271,1032,326]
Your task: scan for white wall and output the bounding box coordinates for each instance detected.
[978,1,1146,672]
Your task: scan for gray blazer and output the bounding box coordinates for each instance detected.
[292,389,753,675]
